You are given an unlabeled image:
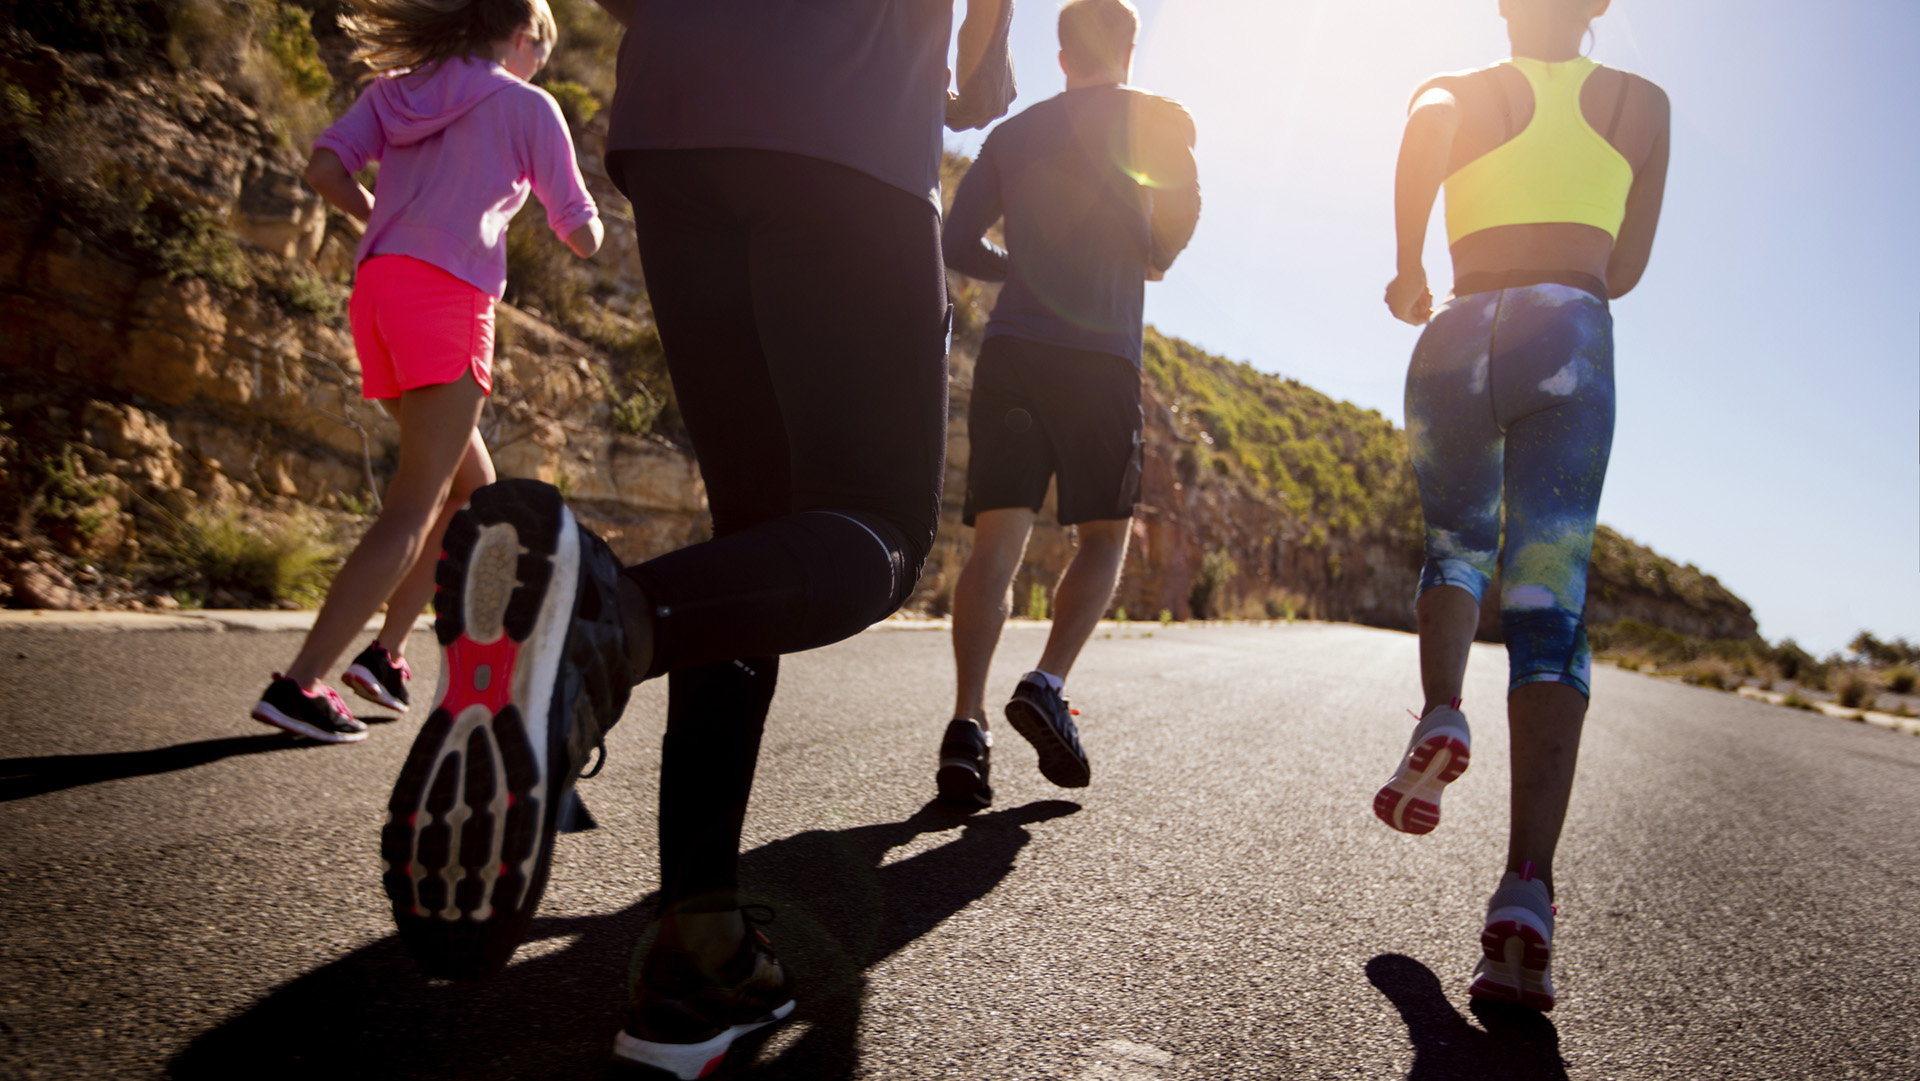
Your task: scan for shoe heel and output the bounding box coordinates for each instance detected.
[1004,699,1090,788]
[1375,732,1469,834]
[936,762,988,806]
[1472,918,1555,1011]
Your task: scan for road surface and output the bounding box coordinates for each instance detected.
[2,618,1915,1079]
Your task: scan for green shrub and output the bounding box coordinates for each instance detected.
[1837,673,1875,711]
[1112,605,1128,624]
[274,266,344,321]
[1681,660,1734,691]
[1187,549,1238,620]
[1263,591,1300,622]
[543,79,600,129]
[262,2,330,99]
[1024,581,1049,620]
[1158,608,1173,625]
[1782,692,1817,712]
[32,445,118,543]
[1885,667,1917,695]
[133,203,252,289]
[159,505,339,607]
[592,365,664,436]
[11,0,157,52]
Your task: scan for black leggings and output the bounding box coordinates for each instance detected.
[608,148,950,911]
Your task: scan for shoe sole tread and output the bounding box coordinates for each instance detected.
[1004,698,1090,788]
[1374,730,1470,834]
[382,480,580,980]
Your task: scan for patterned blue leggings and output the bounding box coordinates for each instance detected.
[1405,283,1615,698]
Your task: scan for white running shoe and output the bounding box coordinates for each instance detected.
[1374,703,1471,834]
[1468,863,1557,1011]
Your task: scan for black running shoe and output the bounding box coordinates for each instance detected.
[1003,674,1090,788]
[935,718,993,808]
[343,641,411,713]
[251,676,367,743]
[613,908,796,1079]
[381,479,635,980]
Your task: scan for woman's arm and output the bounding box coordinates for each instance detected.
[304,148,373,223]
[1385,82,1459,325]
[1606,80,1671,299]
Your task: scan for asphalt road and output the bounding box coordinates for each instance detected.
[2,619,1916,1080]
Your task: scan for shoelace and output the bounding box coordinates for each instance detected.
[316,683,356,722]
[278,673,356,722]
[374,643,412,683]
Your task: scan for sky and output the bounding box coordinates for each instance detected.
[947,0,1920,656]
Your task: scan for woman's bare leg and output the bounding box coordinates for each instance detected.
[284,375,486,689]
[1503,680,1588,898]
[372,427,495,659]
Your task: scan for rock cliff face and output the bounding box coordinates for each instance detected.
[0,10,1759,648]
[0,38,704,606]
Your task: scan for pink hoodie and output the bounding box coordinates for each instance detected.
[315,56,598,300]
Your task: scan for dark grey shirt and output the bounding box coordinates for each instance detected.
[607,0,1014,205]
[944,86,1200,365]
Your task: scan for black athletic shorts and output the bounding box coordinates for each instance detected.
[963,334,1143,527]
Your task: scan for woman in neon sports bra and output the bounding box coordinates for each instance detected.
[1373,0,1670,1011]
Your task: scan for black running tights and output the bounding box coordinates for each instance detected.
[607,148,950,911]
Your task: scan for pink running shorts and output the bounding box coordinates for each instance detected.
[349,254,496,400]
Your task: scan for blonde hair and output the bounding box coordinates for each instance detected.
[342,0,557,74]
[1058,0,1138,78]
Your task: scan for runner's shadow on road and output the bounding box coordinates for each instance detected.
[0,734,317,803]
[1367,953,1568,1081]
[168,798,1079,1080]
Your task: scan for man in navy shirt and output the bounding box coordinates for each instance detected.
[937,0,1199,807]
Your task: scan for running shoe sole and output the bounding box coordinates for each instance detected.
[611,1000,796,1079]
[343,663,408,713]
[381,481,581,980]
[250,701,367,743]
[1374,727,1470,834]
[1469,910,1556,1011]
[1003,697,1090,788]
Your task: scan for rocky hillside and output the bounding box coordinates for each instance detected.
[0,0,1758,647]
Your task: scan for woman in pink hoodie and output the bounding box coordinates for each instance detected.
[249,0,601,742]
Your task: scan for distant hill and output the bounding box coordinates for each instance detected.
[0,0,1758,648]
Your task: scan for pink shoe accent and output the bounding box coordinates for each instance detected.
[439,634,523,717]
[1373,733,1470,835]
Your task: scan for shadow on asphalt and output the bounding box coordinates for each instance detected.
[1366,953,1568,1081]
[168,798,1080,1080]
[0,734,320,803]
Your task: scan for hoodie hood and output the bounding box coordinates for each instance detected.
[366,55,524,148]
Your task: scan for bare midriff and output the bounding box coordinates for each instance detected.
[1449,221,1613,297]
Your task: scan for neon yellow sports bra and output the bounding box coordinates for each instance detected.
[1443,56,1634,246]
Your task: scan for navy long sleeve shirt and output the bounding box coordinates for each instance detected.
[943,85,1200,365]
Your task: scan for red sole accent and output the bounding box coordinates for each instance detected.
[439,634,523,718]
[1374,734,1469,833]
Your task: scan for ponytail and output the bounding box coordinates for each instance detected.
[341,0,557,74]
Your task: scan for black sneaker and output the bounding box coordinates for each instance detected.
[935,718,993,808]
[343,641,411,713]
[1003,674,1090,788]
[251,676,367,743]
[612,908,796,1079]
[381,479,635,979]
